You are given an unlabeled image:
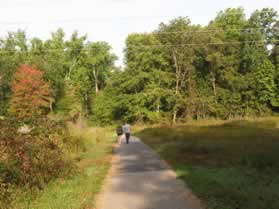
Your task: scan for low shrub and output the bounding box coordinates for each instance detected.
[0,118,73,205]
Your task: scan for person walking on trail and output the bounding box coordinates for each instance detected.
[116,125,123,145]
[123,123,131,144]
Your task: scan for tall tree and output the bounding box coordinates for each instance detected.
[157,17,199,122]
[119,33,172,122]
[43,28,68,100]
[0,31,28,115]
[84,42,117,94]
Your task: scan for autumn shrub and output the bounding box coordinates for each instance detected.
[0,118,74,203]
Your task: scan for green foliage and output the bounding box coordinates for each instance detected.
[254,59,276,104]
[41,29,68,100]
[0,31,28,115]
[84,41,117,91]
[110,33,173,122]
[1,7,279,124]
[90,91,116,125]
[0,29,117,119]
[116,7,279,123]
[55,80,83,121]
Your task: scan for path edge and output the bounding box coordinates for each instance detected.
[95,142,119,209]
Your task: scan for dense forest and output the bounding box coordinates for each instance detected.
[0,7,279,124]
[117,7,279,123]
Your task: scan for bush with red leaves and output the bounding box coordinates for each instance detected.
[0,118,73,203]
[9,64,52,121]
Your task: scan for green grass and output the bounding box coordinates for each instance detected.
[136,118,279,209]
[9,127,115,209]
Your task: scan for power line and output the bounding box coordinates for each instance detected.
[126,40,279,49]
[0,47,119,54]
[1,25,276,35]
[153,27,279,35]
[0,40,277,54]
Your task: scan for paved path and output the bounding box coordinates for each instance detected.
[100,137,203,209]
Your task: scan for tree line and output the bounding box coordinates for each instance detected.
[96,7,279,124]
[0,29,116,120]
[0,7,279,124]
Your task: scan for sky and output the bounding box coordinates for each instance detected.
[0,0,278,66]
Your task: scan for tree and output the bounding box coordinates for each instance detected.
[120,33,172,122]
[67,41,117,115]
[43,28,68,100]
[249,8,278,45]
[270,19,279,109]
[65,31,87,79]
[254,59,276,104]
[0,31,29,115]
[157,17,199,122]
[84,42,117,94]
[9,64,52,120]
[208,8,247,117]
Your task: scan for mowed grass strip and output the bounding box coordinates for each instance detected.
[136,119,279,209]
[10,128,115,209]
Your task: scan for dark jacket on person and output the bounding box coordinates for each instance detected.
[116,126,123,135]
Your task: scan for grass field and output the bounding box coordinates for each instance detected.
[136,118,279,209]
[9,127,115,209]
